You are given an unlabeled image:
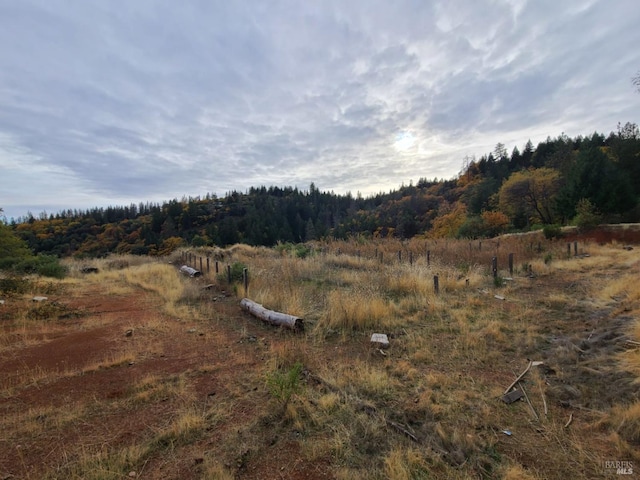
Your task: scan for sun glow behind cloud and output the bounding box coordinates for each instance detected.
[393,131,417,152]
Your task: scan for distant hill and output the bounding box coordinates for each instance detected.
[9,123,640,257]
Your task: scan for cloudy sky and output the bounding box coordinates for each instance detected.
[1,0,639,221]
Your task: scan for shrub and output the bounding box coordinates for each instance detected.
[219,261,247,283]
[542,224,563,240]
[266,361,303,406]
[573,198,601,231]
[12,255,67,279]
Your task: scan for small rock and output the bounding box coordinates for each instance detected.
[0,299,5,305]
[32,296,48,302]
[187,328,197,333]
[501,389,523,404]
[128,472,137,478]
[124,329,133,337]
[370,333,390,349]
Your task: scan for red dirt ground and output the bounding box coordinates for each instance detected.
[0,285,333,479]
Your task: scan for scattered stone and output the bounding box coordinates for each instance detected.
[128,471,137,478]
[187,328,197,333]
[81,266,99,274]
[32,296,48,302]
[501,389,524,404]
[0,299,5,305]
[494,295,505,301]
[124,329,133,337]
[623,245,634,251]
[370,333,390,349]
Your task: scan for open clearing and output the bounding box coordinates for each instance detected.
[1,237,639,479]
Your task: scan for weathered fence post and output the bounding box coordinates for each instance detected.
[427,250,431,266]
[206,257,210,273]
[508,253,514,276]
[398,250,402,262]
[199,257,203,272]
[567,243,571,258]
[492,257,498,278]
[243,268,249,296]
[227,265,232,284]
[434,275,439,295]
[574,241,578,257]
[215,260,219,274]
[409,251,413,265]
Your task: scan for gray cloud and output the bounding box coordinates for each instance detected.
[1,0,639,220]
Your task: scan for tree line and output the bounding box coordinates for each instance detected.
[4,123,640,258]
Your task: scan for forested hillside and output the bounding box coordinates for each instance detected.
[6,123,640,257]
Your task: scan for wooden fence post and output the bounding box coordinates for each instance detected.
[215,260,219,274]
[409,251,413,265]
[567,243,571,258]
[574,241,578,257]
[206,257,210,273]
[427,250,431,266]
[434,275,439,295]
[243,268,248,296]
[199,257,203,272]
[227,265,232,284]
[492,257,498,278]
[508,253,514,276]
[398,250,402,262]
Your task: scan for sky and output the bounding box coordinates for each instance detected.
[1,0,639,221]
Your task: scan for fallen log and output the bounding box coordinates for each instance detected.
[180,265,201,277]
[240,298,304,331]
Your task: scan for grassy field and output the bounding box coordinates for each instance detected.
[1,234,639,479]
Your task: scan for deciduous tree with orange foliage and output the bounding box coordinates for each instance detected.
[498,168,561,225]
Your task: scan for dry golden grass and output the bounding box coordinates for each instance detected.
[4,239,640,479]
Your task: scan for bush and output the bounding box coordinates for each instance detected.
[219,261,248,283]
[542,224,563,240]
[573,198,601,231]
[12,255,67,279]
[266,361,304,406]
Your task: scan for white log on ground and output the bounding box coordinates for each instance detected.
[179,265,202,277]
[240,298,304,331]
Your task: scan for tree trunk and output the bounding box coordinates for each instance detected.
[240,298,304,331]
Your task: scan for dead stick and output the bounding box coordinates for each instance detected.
[504,361,533,395]
[519,383,539,421]
[539,382,548,416]
[564,413,573,428]
[386,420,419,443]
